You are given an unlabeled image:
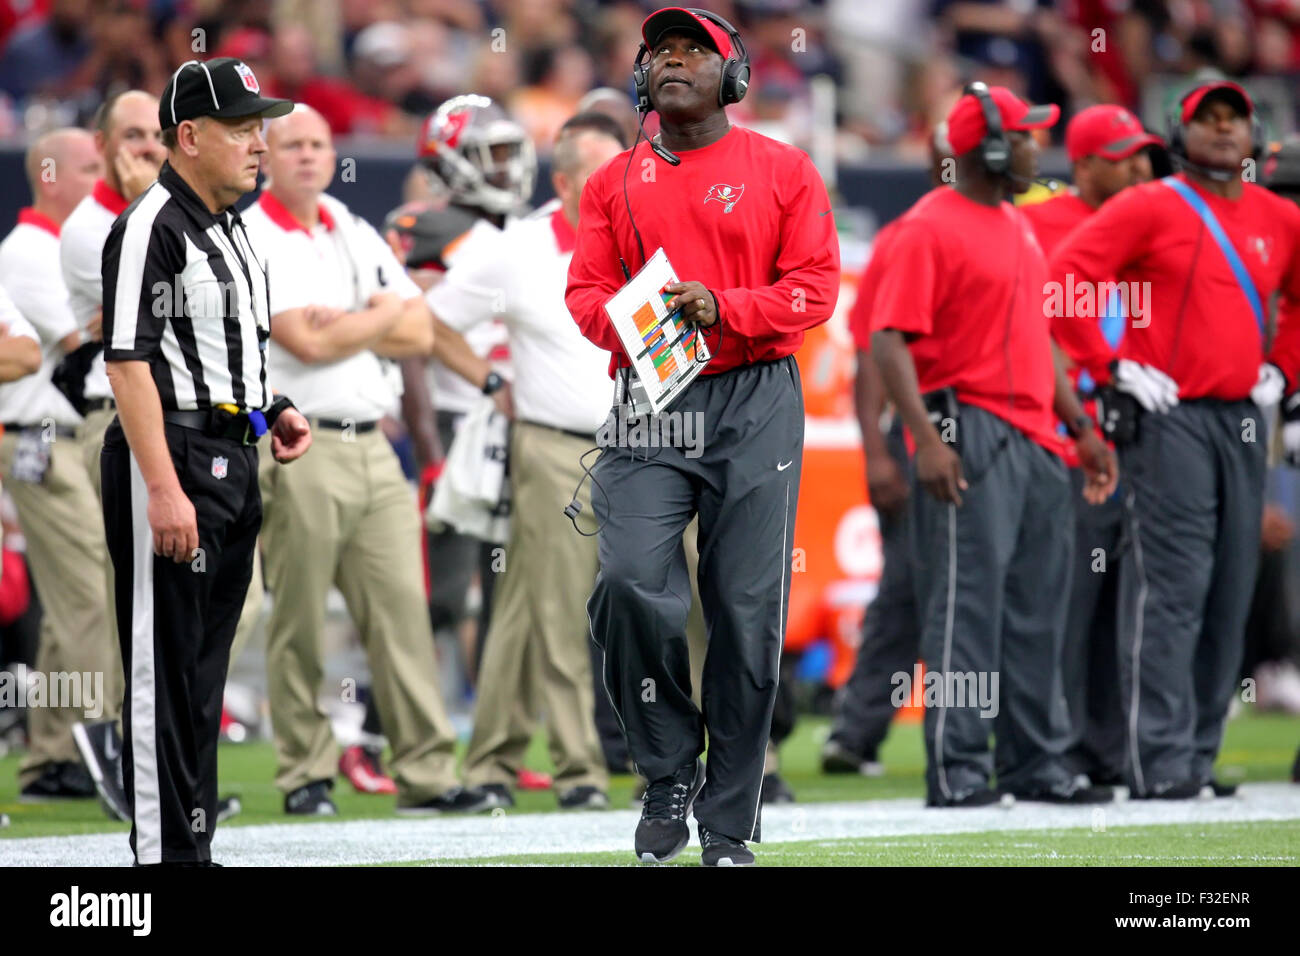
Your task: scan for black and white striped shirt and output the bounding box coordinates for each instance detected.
[102,161,271,411]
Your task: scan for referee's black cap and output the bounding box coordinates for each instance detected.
[160,58,293,130]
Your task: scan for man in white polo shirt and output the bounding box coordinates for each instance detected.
[0,128,103,801]
[60,90,254,823]
[429,113,626,810]
[243,104,479,816]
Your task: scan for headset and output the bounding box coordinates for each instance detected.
[964,81,1010,175]
[1167,85,1265,182]
[633,8,750,113]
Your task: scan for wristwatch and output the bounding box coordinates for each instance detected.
[1066,413,1094,440]
[481,371,505,395]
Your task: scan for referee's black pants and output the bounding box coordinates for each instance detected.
[102,419,261,864]
[588,356,804,844]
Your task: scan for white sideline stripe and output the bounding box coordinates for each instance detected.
[128,452,162,864]
[3,784,1298,867]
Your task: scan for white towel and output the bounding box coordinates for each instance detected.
[425,397,511,543]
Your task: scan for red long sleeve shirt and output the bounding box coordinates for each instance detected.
[1048,173,1300,398]
[848,217,904,354]
[565,126,841,376]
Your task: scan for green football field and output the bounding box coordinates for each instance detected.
[3,712,1298,865]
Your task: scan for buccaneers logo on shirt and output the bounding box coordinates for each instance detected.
[704,183,745,213]
[1250,235,1272,265]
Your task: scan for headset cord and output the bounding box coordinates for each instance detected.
[564,445,611,537]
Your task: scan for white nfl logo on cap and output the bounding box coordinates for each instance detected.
[234,62,260,93]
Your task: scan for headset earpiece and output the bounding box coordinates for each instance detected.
[965,81,1009,175]
[633,43,652,113]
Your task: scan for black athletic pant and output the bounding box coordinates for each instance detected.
[102,419,260,864]
[829,419,918,759]
[589,356,804,843]
[1061,467,1125,782]
[1116,398,1264,794]
[910,405,1074,803]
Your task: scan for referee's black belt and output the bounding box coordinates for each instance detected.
[84,397,116,413]
[163,406,262,446]
[311,417,379,433]
[2,421,78,439]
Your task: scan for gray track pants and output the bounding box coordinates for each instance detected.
[588,356,804,843]
[1116,399,1264,794]
[910,405,1074,802]
[829,419,919,759]
[1062,467,1125,782]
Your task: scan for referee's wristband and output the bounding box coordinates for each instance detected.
[266,395,296,429]
[1065,413,1095,441]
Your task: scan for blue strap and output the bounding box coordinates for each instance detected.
[1161,176,1265,339]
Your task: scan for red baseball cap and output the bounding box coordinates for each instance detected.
[1066,104,1163,162]
[641,7,734,60]
[946,86,1059,157]
[1180,81,1254,124]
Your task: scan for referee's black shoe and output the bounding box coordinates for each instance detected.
[699,825,754,867]
[635,757,704,863]
[72,719,130,822]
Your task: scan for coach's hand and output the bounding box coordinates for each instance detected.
[271,408,313,463]
[149,483,199,563]
[665,282,717,328]
[1075,429,1119,504]
[114,150,161,202]
[866,451,909,515]
[915,437,967,506]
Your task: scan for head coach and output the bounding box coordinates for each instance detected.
[99,57,311,865]
[565,7,839,865]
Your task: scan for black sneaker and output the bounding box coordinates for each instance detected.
[72,720,130,822]
[926,786,1011,808]
[635,758,704,863]
[396,785,487,815]
[1131,779,1203,800]
[20,762,95,801]
[557,786,609,810]
[1206,779,1239,798]
[760,772,796,804]
[699,824,754,866]
[217,795,241,823]
[1015,783,1114,804]
[284,779,338,815]
[462,783,514,813]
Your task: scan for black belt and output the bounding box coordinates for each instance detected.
[519,419,595,443]
[313,417,378,433]
[163,407,261,446]
[84,397,116,413]
[2,422,78,439]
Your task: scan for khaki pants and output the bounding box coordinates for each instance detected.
[83,406,262,689]
[464,422,607,792]
[1,429,113,785]
[260,426,458,802]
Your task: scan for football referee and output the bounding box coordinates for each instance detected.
[100,58,311,866]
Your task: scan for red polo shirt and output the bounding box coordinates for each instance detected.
[566,125,840,376]
[871,187,1063,456]
[1049,173,1300,398]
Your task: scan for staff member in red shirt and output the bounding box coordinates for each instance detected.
[566,6,838,866]
[1049,81,1300,799]
[1021,105,1160,791]
[872,84,1117,809]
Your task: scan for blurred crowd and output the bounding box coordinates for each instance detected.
[2,0,1300,157]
